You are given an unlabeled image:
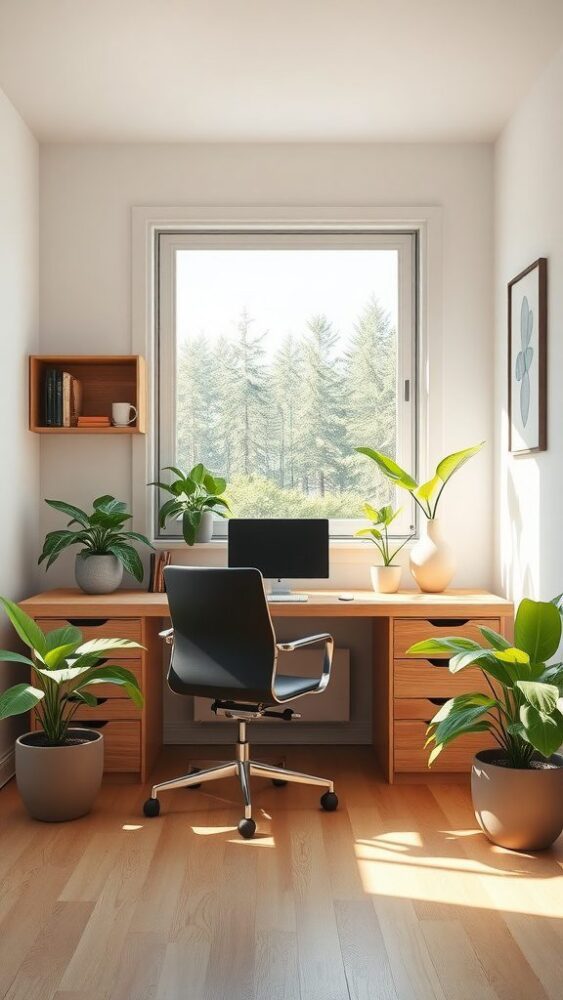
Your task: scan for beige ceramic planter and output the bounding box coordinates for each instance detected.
[370,565,402,594]
[16,729,104,822]
[471,748,563,851]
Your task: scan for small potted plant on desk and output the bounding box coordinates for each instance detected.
[355,442,484,592]
[0,597,143,821]
[407,596,563,851]
[354,503,414,593]
[39,495,153,594]
[151,463,230,544]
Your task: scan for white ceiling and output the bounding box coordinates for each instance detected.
[1,0,562,143]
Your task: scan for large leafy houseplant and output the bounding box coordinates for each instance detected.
[0,597,143,743]
[39,495,153,583]
[355,442,484,519]
[407,597,563,767]
[151,464,230,545]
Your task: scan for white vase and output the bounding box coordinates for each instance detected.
[370,565,402,594]
[195,510,214,543]
[75,553,123,594]
[409,518,455,593]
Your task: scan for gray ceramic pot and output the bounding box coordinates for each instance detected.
[471,748,563,851]
[195,510,214,543]
[16,729,104,822]
[75,552,123,593]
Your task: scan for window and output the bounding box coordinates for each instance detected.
[156,230,418,539]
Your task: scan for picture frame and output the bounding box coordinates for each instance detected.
[508,257,547,455]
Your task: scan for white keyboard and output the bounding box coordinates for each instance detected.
[267,593,309,603]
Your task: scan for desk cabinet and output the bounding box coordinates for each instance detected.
[29,615,162,780]
[384,616,504,779]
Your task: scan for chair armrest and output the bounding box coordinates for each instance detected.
[159,627,174,645]
[276,633,334,693]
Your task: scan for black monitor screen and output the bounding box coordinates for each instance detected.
[228,519,329,580]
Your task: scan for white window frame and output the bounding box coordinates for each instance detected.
[131,207,443,550]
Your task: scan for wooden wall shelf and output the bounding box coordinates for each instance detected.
[29,355,146,434]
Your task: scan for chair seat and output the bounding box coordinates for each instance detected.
[273,673,320,701]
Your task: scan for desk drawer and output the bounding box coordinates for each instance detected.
[394,720,495,772]
[35,617,142,655]
[394,658,487,698]
[393,618,500,658]
[71,699,141,722]
[77,720,141,772]
[82,658,143,699]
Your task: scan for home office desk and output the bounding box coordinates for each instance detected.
[21,588,513,783]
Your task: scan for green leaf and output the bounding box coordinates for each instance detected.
[162,466,187,480]
[119,531,154,549]
[0,684,44,720]
[0,597,47,655]
[519,704,563,758]
[148,480,176,495]
[355,448,418,490]
[448,648,497,673]
[43,642,83,669]
[414,475,441,503]
[514,598,562,663]
[158,498,183,528]
[45,626,83,651]
[406,638,454,656]
[478,625,511,650]
[66,690,99,707]
[361,502,381,523]
[494,647,530,664]
[189,463,205,485]
[107,543,144,583]
[77,665,144,707]
[75,637,144,656]
[0,649,35,667]
[516,680,559,715]
[182,509,199,546]
[92,496,128,516]
[45,499,90,527]
[38,530,82,569]
[435,442,484,484]
[355,527,383,541]
[430,692,497,724]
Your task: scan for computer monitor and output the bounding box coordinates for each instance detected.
[228,518,329,602]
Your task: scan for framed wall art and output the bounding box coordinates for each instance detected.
[508,257,547,454]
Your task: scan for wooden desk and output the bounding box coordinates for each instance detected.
[21,588,513,783]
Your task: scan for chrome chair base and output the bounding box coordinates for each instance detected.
[143,720,337,836]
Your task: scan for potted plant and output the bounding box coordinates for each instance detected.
[407,596,563,850]
[354,503,413,593]
[355,442,484,592]
[151,463,230,545]
[39,495,153,594]
[0,597,143,821]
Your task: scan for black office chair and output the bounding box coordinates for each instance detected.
[143,566,338,838]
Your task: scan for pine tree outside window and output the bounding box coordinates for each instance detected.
[157,231,417,540]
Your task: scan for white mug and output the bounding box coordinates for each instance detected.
[112,402,137,426]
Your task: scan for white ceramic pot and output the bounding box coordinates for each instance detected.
[370,565,402,594]
[195,510,214,543]
[75,553,123,594]
[409,518,455,593]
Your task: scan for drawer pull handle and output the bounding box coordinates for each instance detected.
[78,720,108,729]
[428,658,449,667]
[427,618,469,628]
[67,617,109,628]
[428,697,449,706]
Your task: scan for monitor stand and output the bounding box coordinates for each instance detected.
[266,579,309,603]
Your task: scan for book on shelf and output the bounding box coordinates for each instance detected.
[77,416,111,426]
[42,368,82,427]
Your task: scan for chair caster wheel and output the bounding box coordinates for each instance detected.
[143,797,160,818]
[187,767,202,789]
[238,818,256,839]
[320,791,338,812]
[272,778,287,787]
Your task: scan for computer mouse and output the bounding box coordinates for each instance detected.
[338,593,355,601]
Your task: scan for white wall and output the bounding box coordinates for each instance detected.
[0,88,39,781]
[39,142,494,590]
[494,45,563,603]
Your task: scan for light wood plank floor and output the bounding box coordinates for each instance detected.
[0,746,561,1000]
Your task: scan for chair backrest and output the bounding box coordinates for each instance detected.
[163,566,277,703]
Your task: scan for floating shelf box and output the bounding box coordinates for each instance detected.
[29,355,146,434]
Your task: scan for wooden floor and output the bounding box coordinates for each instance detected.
[0,746,561,1000]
